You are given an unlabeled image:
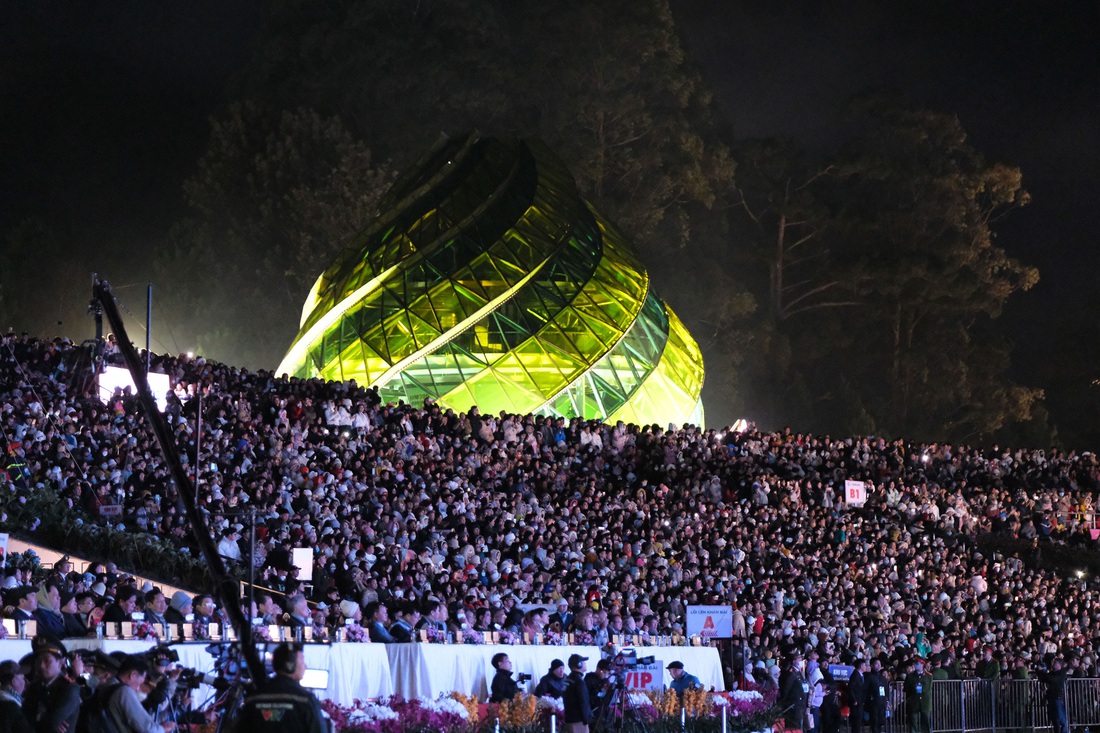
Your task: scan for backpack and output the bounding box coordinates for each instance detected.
[76,682,123,733]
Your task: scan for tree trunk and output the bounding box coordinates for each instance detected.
[772,212,787,320]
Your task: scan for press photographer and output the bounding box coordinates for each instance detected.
[489,653,529,703]
[104,654,178,733]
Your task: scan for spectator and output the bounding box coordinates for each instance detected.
[7,586,37,622]
[1039,657,1070,733]
[364,601,394,643]
[144,589,169,627]
[103,587,140,624]
[284,595,310,628]
[0,659,32,733]
[164,593,192,625]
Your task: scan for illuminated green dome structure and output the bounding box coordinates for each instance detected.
[277,134,704,425]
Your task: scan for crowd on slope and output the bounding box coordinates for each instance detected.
[4,333,1100,681]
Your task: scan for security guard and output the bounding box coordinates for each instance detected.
[237,643,326,733]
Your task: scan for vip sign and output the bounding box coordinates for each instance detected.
[844,480,867,507]
[622,660,664,691]
[686,605,734,638]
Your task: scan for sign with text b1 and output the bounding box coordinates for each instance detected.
[686,605,733,638]
[844,480,867,507]
[623,659,664,691]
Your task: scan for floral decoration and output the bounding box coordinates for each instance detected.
[133,621,160,641]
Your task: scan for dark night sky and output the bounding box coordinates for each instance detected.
[1,0,1097,432]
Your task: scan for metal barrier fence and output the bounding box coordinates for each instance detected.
[868,679,1100,733]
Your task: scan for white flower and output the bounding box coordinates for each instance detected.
[423,697,469,717]
[350,703,399,723]
[629,693,653,708]
[537,696,565,712]
[729,689,763,702]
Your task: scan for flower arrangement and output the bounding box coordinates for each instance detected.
[493,692,540,728]
[0,623,8,640]
[543,630,565,647]
[496,629,518,645]
[312,623,330,642]
[461,631,483,645]
[251,625,272,642]
[321,696,471,733]
[713,688,772,719]
[345,624,369,643]
[425,627,446,644]
[320,690,777,733]
[133,621,160,641]
[191,622,210,642]
[571,630,593,646]
[446,692,479,725]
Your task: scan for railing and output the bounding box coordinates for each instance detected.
[869,678,1100,733]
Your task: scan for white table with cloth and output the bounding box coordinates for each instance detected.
[0,639,721,703]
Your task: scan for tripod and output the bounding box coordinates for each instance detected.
[604,681,653,733]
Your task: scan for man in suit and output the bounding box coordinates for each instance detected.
[365,601,396,642]
[7,585,37,622]
[848,658,867,733]
[388,601,419,643]
[103,586,140,623]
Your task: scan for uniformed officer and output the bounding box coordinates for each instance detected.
[237,643,326,733]
[778,651,809,730]
[865,657,890,733]
[903,658,932,733]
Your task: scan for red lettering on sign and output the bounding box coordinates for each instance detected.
[703,616,715,630]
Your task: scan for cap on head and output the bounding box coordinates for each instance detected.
[32,636,67,660]
[666,661,684,670]
[568,654,588,670]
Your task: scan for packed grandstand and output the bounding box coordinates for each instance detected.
[3,332,1099,680]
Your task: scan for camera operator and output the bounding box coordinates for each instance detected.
[584,658,613,716]
[490,653,524,703]
[562,654,592,733]
[23,637,81,733]
[534,659,568,699]
[237,642,325,733]
[107,655,177,733]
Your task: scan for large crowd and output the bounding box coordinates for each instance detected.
[3,333,1100,685]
